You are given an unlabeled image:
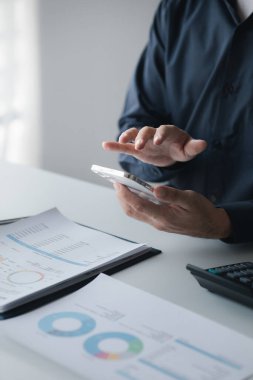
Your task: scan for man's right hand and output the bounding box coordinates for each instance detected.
[102,125,207,167]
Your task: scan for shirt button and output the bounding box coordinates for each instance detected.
[213,140,223,149]
[222,82,235,97]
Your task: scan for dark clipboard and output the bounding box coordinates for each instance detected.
[0,217,161,319]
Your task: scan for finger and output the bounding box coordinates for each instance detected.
[115,183,180,232]
[184,139,207,159]
[134,126,156,150]
[153,124,178,145]
[102,141,138,155]
[154,186,192,208]
[118,128,139,143]
[114,183,159,222]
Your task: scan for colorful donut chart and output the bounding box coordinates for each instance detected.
[84,332,143,360]
[38,311,96,337]
[7,270,44,284]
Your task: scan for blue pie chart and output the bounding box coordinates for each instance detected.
[38,311,96,337]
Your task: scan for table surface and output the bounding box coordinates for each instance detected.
[0,161,252,380]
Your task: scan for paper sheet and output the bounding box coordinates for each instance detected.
[0,209,145,311]
[2,274,253,380]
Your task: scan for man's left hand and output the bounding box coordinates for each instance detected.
[113,183,232,239]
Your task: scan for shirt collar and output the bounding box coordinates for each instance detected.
[223,0,243,25]
[223,0,253,26]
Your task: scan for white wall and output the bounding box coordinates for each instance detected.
[0,0,41,166]
[38,0,160,186]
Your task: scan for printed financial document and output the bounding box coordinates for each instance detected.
[3,274,253,380]
[0,209,146,312]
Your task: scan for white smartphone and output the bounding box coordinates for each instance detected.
[91,164,160,204]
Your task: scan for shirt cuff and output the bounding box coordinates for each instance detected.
[219,201,253,244]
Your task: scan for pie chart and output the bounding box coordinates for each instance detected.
[38,311,96,337]
[84,332,143,360]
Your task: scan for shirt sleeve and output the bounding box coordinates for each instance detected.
[118,0,177,182]
[219,201,253,244]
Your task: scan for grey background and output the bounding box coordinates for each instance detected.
[38,0,160,186]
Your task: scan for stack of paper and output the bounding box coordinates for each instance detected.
[2,274,253,380]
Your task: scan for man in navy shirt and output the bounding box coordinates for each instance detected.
[103,0,253,243]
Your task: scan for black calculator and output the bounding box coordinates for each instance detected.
[186,262,253,308]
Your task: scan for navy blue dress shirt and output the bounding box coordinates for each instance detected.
[117,0,253,243]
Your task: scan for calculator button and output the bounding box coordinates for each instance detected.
[208,268,221,274]
[208,267,231,274]
[238,270,247,276]
[226,272,241,279]
[233,264,245,270]
[239,277,252,285]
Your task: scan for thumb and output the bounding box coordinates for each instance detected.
[154,186,189,207]
[184,139,207,160]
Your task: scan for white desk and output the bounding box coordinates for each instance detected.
[0,161,253,380]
